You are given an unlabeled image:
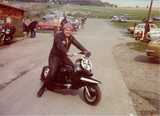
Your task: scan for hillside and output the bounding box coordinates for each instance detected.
[7,0,116,7]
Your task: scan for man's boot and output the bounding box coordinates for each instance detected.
[37,84,46,97]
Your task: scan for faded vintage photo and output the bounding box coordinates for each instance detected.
[0,0,160,116]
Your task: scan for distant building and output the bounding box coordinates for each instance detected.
[0,3,25,37]
[0,0,5,2]
[0,3,25,19]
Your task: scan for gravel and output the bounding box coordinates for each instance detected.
[113,39,160,116]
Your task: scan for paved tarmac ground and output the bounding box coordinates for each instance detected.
[0,19,137,116]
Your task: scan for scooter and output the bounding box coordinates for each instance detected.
[37,52,102,105]
[0,28,13,44]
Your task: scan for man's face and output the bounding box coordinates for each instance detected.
[64,28,73,37]
[6,17,12,24]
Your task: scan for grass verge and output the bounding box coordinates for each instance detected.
[62,5,160,19]
[126,41,148,52]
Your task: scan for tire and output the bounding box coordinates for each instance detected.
[3,36,12,45]
[83,85,101,106]
[40,66,50,82]
[0,34,5,43]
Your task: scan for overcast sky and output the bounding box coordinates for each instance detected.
[100,0,160,7]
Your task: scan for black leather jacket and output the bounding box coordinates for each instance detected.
[49,31,89,66]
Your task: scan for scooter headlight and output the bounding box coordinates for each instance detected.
[80,58,92,71]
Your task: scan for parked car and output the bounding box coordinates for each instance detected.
[42,14,56,21]
[133,23,159,40]
[146,39,160,60]
[37,19,61,30]
[67,16,80,31]
[111,15,128,22]
[142,18,153,23]
[127,23,137,34]
[152,16,160,21]
[111,16,120,22]
[128,26,135,34]
[147,29,160,41]
[37,20,54,30]
[119,16,128,22]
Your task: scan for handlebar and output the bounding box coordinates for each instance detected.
[67,52,83,57]
[67,51,91,57]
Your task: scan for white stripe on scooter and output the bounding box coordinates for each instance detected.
[80,77,99,84]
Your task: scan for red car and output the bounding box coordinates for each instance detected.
[37,19,61,30]
[37,20,55,30]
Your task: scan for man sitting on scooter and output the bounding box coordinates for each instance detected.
[38,23,91,97]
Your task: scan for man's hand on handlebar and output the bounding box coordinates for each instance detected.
[67,51,91,57]
[83,51,91,57]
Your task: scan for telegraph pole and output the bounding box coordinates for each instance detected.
[143,0,154,41]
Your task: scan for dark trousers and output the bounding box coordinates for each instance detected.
[30,29,36,38]
[45,56,60,86]
[45,55,74,86]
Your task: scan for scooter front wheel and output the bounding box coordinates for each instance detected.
[3,37,12,45]
[83,85,101,106]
